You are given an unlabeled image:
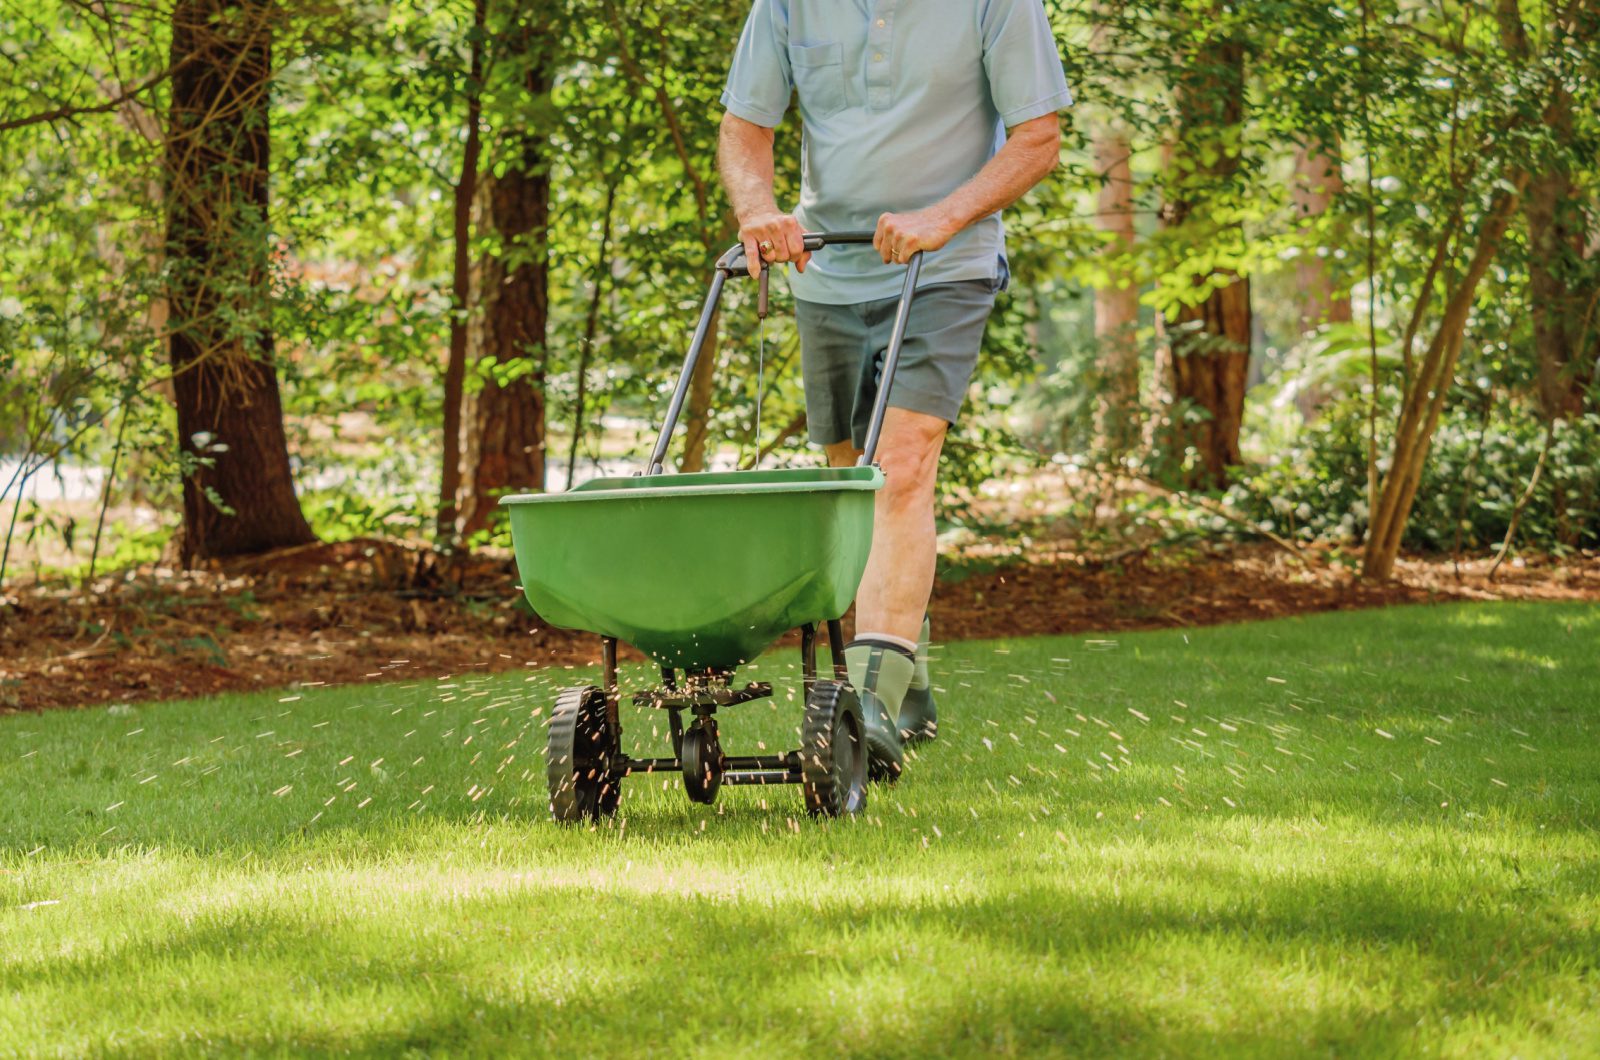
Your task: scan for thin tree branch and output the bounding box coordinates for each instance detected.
[1487,416,1556,580]
[0,62,176,134]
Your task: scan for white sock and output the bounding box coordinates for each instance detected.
[853,631,917,656]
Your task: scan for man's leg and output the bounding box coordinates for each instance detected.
[822,278,993,775]
[848,408,945,642]
[833,409,945,777]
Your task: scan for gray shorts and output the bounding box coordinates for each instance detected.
[796,273,1002,448]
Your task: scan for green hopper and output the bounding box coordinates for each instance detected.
[502,231,928,823]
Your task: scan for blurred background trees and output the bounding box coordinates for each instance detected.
[2,0,1597,589]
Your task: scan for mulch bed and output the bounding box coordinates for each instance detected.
[3,538,1596,713]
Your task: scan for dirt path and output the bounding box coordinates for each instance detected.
[3,539,1595,713]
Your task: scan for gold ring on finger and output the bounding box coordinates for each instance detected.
[758,240,775,255]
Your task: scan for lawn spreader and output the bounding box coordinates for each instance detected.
[502,231,925,823]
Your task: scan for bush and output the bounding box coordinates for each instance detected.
[1228,393,1600,554]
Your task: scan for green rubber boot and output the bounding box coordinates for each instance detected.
[844,641,912,781]
[898,615,938,743]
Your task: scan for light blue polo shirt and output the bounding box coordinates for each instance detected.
[721,0,1072,305]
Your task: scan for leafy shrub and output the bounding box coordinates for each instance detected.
[1228,393,1600,554]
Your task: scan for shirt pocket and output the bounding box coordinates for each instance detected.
[789,40,847,119]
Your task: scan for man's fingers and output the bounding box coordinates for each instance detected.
[796,249,811,273]
[877,217,898,264]
[742,234,762,279]
[780,223,804,264]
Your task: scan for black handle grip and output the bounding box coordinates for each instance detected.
[716,230,882,275]
[802,229,876,249]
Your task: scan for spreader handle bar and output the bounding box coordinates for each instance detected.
[857,252,923,467]
[648,268,727,475]
[647,231,924,475]
[713,229,879,275]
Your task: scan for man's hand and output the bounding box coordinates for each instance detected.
[873,115,1061,268]
[737,210,810,279]
[873,206,960,265]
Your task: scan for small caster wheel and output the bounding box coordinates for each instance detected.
[546,685,621,823]
[801,680,868,818]
[681,718,723,805]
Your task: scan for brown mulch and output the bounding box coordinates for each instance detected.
[2,537,1596,714]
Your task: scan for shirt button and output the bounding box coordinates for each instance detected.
[876,18,885,26]
[873,52,884,61]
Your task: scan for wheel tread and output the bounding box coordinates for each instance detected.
[801,681,867,818]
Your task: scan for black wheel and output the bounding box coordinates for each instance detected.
[801,681,868,818]
[681,718,723,805]
[546,685,622,823]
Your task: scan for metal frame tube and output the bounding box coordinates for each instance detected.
[647,270,727,474]
[722,770,796,786]
[644,232,924,476]
[827,618,848,680]
[859,252,923,466]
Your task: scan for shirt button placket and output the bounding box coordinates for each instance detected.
[868,1,894,109]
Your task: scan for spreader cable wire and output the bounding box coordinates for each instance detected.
[753,264,769,468]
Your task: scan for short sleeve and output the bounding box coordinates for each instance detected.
[721,0,792,128]
[980,0,1073,127]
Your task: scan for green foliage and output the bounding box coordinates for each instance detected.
[1229,392,1600,553]
[300,488,433,543]
[3,0,1598,581]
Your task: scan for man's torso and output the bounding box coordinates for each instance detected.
[784,0,1008,303]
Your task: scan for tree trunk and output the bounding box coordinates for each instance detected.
[1169,282,1251,486]
[1088,7,1140,453]
[1524,99,1591,421]
[1291,141,1351,332]
[165,0,314,565]
[1498,0,1592,421]
[458,98,552,537]
[1163,20,1250,489]
[1362,186,1525,580]
[678,312,721,472]
[1092,124,1141,452]
[437,0,486,543]
[1291,139,1352,419]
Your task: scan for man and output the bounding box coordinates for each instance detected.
[718,0,1070,777]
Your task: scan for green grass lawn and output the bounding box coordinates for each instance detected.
[3,602,1598,1057]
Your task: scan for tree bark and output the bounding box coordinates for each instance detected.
[1088,7,1140,454]
[1163,19,1250,489]
[457,8,554,536]
[1291,140,1352,333]
[1291,139,1352,420]
[678,311,721,472]
[437,0,486,543]
[1092,124,1141,452]
[165,0,314,565]
[458,94,552,537]
[1496,0,1591,421]
[1524,105,1591,421]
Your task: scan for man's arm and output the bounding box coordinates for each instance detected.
[718,112,810,279]
[873,113,1061,264]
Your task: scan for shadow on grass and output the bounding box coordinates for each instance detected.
[15,844,1597,1055]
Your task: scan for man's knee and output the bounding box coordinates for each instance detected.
[874,413,945,506]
